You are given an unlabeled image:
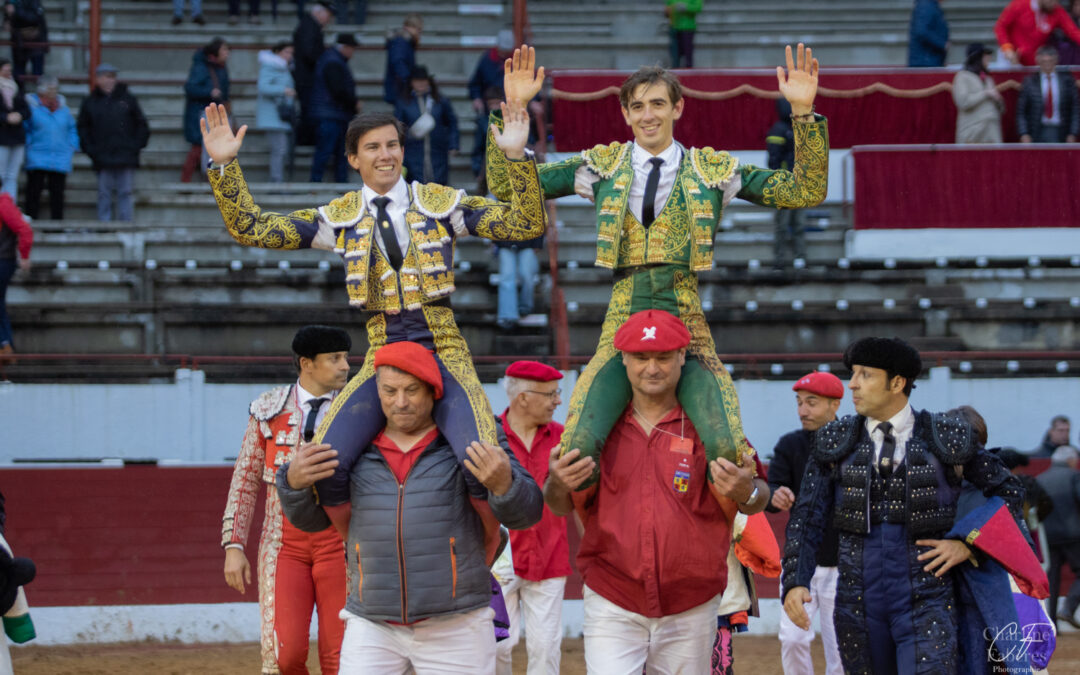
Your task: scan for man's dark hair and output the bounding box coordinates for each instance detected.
[345,112,406,155]
[1052,414,1070,426]
[271,41,293,54]
[619,66,683,109]
[1036,44,1059,58]
[0,59,10,70]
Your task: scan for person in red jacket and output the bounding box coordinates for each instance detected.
[494,360,568,675]
[0,188,31,363]
[995,0,1080,65]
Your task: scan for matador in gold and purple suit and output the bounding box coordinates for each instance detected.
[208,158,546,504]
[488,114,829,485]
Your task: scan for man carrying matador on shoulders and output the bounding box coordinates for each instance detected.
[201,92,546,533]
[487,45,828,482]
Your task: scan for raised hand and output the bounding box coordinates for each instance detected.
[492,100,530,160]
[503,45,545,108]
[776,43,819,116]
[200,102,247,166]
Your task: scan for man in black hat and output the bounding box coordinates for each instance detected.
[310,32,362,183]
[221,324,350,674]
[781,336,1034,674]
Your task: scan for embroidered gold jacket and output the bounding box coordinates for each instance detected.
[208,158,546,312]
[487,115,828,272]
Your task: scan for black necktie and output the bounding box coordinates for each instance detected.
[372,196,404,270]
[876,422,896,479]
[641,157,664,228]
[303,398,327,443]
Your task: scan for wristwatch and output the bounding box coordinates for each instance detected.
[740,484,760,506]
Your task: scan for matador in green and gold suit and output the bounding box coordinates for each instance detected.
[487,110,828,485]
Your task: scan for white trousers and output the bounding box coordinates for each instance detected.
[582,585,720,675]
[495,574,566,675]
[778,565,843,675]
[338,605,495,674]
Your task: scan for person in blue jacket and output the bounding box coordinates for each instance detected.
[181,37,230,183]
[383,13,422,104]
[22,76,78,220]
[908,0,950,66]
[394,65,459,185]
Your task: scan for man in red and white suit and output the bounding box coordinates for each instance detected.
[495,360,569,675]
[221,325,351,675]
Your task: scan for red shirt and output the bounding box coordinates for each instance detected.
[373,427,440,483]
[499,411,571,581]
[576,404,761,618]
[995,0,1080,65]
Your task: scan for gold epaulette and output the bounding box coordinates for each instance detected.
[582,142,630,180]
[413,182,464,220]
[690,147,739,188]
[249,385,291,421]
[318,191,365,228]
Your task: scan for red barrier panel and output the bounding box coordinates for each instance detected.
[550,68,1080,150]
[852,144,1080,229]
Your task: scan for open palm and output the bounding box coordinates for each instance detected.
[776,43,819,115]
[200,103,247,165]
[492,100,530,159]
[503,45,545,107]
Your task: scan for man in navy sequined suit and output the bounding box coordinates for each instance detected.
[781,337,1029,675]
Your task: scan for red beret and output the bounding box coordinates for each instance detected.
[505,360,563,382]
[614,309,690,352]
[373,342,444,399]
[792,371,844,399]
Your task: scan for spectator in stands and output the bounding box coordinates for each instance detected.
[5,0,48,85]
[1032,414,1071,457]
[1035,444,1080,628]
[952,43,1005,143]
[995,0,1080,65]
[1017,45,1079,142]
[766,98,806,269]
[335,0,365,25]
[76,63,150,222]
[0,181,30,362]
[171,0,205,26]
[768,371,844,675]
[494,235,542,330]
[0,59,28,201]
[395,66,458,185]
[907,0,949,67]
[277,340,542,672]
[310,33,361,183]
[544,309,770,673]
[293,1,334,147]
[469,32,516,177]
[181,37,231,183]
[226,0,261,25]
[383,13,423,104]
[22,75,77,221]
[494,361,568,675]
[1052,0,1080,64]
[256,41,296,184]
[666,1,701,68]
[221,325,350,675]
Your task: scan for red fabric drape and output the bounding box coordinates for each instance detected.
[550,68,1080,150]
[853,144,1080,229]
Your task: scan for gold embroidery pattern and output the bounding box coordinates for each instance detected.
[560,276,633,456]
[689,147,739,188]
[616,210,648,267]
[424,305,498,446]
[485,112,513,202]
[594,154,635,269]
[461,157,546,241]
[760,119,829,208]
[415,183,463,219]
[208,160,312,249]
[672,270,752,467]
[321,191,365,225]
[583,142,631,179]
[257,485,284,672]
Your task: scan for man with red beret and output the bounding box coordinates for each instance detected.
[767,371,844,675]
[544,309,769,673]
[277,341,543,673]
[495,360,568,675]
